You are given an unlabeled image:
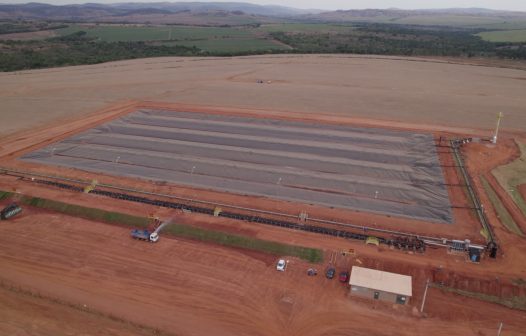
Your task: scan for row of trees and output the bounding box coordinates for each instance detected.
[0,32,202,71]
[1,23,525,71]
[270,24,526,59]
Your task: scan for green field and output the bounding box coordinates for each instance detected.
[162,37,287,52]
[58,25,251,42]
[56,24,288,52]
[477,29,526,42]
[58,25,171,41]
[259,23,355,33]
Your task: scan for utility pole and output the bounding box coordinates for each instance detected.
[492,112,503,144]
[420,279,430,313]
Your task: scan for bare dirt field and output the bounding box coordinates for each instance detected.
[0,209,525,336]
[0,286,158,336]
[1,55,526,138]
[0,29,57,40]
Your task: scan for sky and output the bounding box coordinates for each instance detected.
[1,0,526,12]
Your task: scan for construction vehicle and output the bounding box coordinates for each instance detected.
[130,229,153,241]
[1,203,22,220]
[130,219,172,243]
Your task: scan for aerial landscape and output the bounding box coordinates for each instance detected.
[0,1,526,335]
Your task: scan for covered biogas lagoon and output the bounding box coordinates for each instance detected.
[22,108,452,223]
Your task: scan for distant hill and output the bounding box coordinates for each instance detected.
[108,2,322,16]
[0,2,321,23]
[0,3,118,20]
[1,4,525,28]
[307,8,526,27]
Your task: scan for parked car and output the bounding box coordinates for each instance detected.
[307,268,318,276]
[339,271,350,283]
[325,267,335,279]
[276,259,287,272]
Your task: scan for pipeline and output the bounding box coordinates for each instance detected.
[0,203,22,220]
[83,187,384,242]
[1,167,440,240]
[0,166,487,254]
[31,178,382,243]
[450,140,497,258]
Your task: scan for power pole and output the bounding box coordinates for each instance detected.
[492,112,504,144]
[420,279,430,313]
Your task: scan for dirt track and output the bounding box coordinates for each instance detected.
[1,55,526,137]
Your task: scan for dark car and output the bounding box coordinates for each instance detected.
[339,271,350,283]
[325,267,336,279]
[307,268,318,276]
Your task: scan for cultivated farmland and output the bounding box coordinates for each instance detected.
[477,29,526,42]
[56,24,288,52]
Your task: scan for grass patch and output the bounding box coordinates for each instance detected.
[0,191,13,201]
[19,196,149,228]
[480,176,523,236]
[164,223,323,263]
[492,142,526,218]
[433,283,526,311]
[8,191,322,262]
[477,29,526,42]
[258,23,355,33]
[53,24,288,54]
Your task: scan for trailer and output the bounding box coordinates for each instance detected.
[1,203,22,220]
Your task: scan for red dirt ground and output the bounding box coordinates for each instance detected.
[0,209,525,336]
[0,286,159,336]
[1,181,525,291]
[1,102,526,335]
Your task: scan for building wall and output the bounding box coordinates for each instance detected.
[350,285,410,305]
